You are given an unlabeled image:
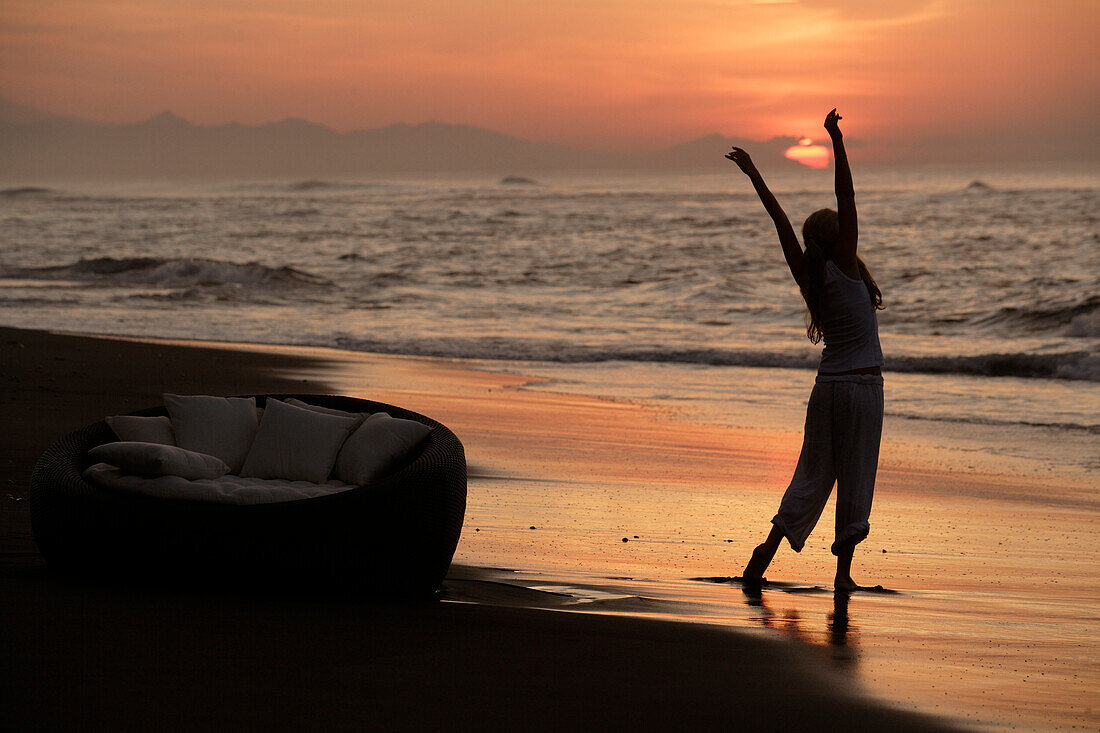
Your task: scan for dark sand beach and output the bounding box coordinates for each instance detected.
[0,326,972,731]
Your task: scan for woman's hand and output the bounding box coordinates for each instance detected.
[725,146,758,177]
[824,108,843,138]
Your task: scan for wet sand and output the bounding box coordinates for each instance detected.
[247,338,1099,731]
[3,327,1094,730]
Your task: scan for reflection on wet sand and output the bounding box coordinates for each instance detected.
[742,586,859,668]
[828,593,852,647]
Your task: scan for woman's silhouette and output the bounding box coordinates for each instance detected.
[726,109,885,593]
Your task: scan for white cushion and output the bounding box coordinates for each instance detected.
[240,398,361,482]
[87,441,229,480]
[335,413,431,485]
[83,464,356,504]
[106,415,176,446]
[164,394,259,474]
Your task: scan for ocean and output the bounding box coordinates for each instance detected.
[1,167,1098,470]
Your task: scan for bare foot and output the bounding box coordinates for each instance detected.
[742,543,772,581]
[834,576,861,593]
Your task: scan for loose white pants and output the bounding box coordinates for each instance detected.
[772,374,884,556]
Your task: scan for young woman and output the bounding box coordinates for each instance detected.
[725,109,885,593]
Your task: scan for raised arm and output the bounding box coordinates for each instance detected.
[725,147,804,285]
[825,109,858,276]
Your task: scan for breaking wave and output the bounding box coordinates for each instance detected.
[0,186,53,197]
[284,180,378,192]
[889,351,1099,382]
[1068,308,1100,338]
[0,257,330,288]
[976,295,1100,334]
[887,411,1098,434]
[329,336,1099,382]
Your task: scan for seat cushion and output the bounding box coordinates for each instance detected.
[88,441,230,480]
[106,415,176,446]
[240,398,362,482]
[335,412,432,485]
[164,394,259,474]
[84,464,357,505]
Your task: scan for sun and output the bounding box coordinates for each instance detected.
[784,137,830,168]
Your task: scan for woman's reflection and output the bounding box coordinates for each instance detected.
[741,586,859,668]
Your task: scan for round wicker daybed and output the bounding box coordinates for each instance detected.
[29,395,467,596]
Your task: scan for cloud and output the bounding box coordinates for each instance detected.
[797,0,940,21]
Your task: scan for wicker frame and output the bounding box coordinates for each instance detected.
[29,395,467,596]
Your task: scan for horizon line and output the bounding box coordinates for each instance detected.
[0,94,834,154]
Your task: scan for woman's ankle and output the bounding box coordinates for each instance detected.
[743,543,773,578]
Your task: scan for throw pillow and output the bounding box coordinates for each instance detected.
[335,412,431,485]
[88,441,230,480]
[240,398,361,483]
[106,415,176,446]
[284,397,362,419]
[163,394,259,474]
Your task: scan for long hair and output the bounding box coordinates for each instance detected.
[799,208,884,344]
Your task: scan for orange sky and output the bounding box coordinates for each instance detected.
[1,0,1097,159]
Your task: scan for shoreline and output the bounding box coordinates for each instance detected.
[0,325,969,731]
[24,324,1098,493]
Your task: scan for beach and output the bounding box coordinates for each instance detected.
[0,326,965,732]
[2,327,1096,730]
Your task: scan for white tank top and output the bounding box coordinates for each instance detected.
[817,260,885,374]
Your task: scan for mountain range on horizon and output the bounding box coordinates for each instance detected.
[0,96,815,180]
[3,96,1093,181]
